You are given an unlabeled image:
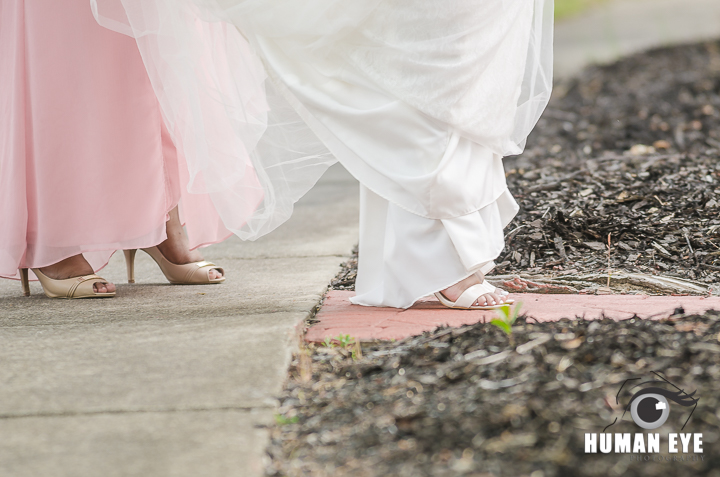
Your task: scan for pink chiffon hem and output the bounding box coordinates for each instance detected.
[0,0,231,281]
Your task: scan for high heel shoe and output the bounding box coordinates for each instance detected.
[123,247,225,285]
[20,268,116,299]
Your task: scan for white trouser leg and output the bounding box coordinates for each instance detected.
[352,185,518,309]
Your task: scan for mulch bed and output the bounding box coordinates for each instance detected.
[266,41,720,476]
[266,313,720,476]
[499,40,720,285]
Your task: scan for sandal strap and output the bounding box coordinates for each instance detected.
[454,281,498,308]
[183,261,224,283]
[66,275,107,298]
[478,279,496,295]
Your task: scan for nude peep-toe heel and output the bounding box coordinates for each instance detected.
[20,268,116,299]
[123,247,225,285]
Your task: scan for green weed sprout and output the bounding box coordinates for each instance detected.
[490,302,523,338]
[335,334,355,348]
[322,334,362,360]
[274,414,299,425]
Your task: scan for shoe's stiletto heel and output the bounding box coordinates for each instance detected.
[20,268,30,297]
[123,249,137,284]
[123,247,224,285]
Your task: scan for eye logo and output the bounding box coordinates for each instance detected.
[606,372,699,432]
[585,372,703,456]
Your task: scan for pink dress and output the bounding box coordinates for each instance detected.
[0,0,231,280]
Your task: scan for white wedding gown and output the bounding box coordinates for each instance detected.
[92,0,554,308]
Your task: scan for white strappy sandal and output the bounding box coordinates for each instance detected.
[433,261,514,310]
[434,281,513,310]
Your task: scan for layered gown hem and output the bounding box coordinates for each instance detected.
[90,0,554,307]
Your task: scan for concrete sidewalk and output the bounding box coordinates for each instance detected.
[555,0,720,79]
[2,1,719,476]
[0,164,358,477]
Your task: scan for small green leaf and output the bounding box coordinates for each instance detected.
[335,334,356,348]
[274,414,299,425]
[509,301,523,325]
[497,305,510,321]
[490,319,512,335]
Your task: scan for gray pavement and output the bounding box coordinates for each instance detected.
[555,0,720,79]
[0,164,358,477]
[2,1,720,475]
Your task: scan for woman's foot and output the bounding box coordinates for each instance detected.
[38,255,116,294]
[155,207,224,280]
[439,272,509,307]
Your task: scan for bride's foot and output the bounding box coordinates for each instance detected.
[38,255,116,294]
[439,272,509,307]
[155,207,223,280]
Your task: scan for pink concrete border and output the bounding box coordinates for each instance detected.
[305,290,720,342]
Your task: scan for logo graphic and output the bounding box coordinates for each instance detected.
[584,371,704,457]
[605,371,699,432]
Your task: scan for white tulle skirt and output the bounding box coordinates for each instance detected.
[254,45,522,307]
[91,0,553,307]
